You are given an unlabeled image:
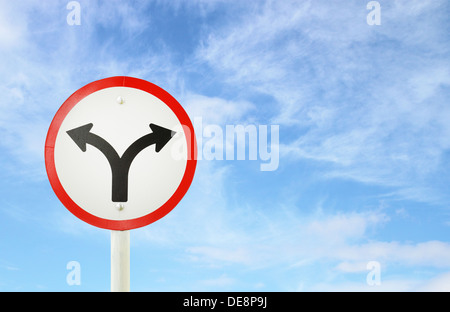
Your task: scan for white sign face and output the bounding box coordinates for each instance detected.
[45,77,197,230]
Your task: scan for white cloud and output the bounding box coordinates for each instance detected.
[182,93,255,125]
[306,211,388,244]
[199,273,235,288]
[195,0,450,203]
[134,161,235,246]
[136,174,450,273]
[416,271,450,292]
[84,0,151,33]
[308,270,450,292]
[335,261,369,273]
[187,246,252,266]
[308,278,420,292]
[337,241,450,269]
[132,179,450,291]
[0,7,25,48]
[0,0,184,181]
[196,0,314,123]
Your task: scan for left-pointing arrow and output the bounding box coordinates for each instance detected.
[66,122,121,167]
[66,123,94,152]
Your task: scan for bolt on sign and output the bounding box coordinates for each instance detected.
[45,76,197,230]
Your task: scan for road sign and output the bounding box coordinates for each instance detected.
[45,76,197,230]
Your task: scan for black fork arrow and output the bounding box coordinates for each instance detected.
[67,123,176,202]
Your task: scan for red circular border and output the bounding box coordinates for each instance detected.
[45,76,197,230]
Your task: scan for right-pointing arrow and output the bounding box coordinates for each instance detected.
[150,123,177,153]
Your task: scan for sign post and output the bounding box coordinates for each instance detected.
[111,230,130,292]
[45,76,197,291]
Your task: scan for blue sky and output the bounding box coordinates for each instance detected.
[0,0,450,291]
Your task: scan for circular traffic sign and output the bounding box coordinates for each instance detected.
[45,76,197,230]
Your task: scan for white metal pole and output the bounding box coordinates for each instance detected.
[111,230,130,292]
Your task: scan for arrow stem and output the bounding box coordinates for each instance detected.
[120,133,156,171]
[86,133,121,166]
[112,165,129,202]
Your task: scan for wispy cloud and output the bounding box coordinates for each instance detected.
[198,273,235,288]
[0,0,182,181]
[416,271,450,292]
[1,0,449,291]
[136,172,450,278]
[182,93,255,125]
[197,0,450,204]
